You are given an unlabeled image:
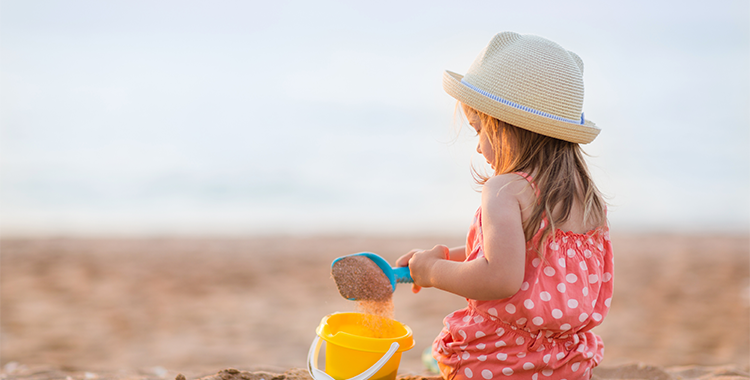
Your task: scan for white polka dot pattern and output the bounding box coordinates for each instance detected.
[433,187,614,379]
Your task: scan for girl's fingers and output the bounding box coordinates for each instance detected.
[396,256,410,267]
[411,283,422,293]
[396,249,422,267]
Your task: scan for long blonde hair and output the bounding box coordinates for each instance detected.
[462,104,607,249]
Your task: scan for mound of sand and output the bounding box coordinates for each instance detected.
[2,364,749,380]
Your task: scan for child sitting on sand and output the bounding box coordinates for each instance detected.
[396,32,614,379]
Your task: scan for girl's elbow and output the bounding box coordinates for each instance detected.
[497,280,523,299]
[480,275,523,300]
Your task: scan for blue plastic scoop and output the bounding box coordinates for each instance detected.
[331,252,413,300]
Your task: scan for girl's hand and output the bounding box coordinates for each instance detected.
[395,249,419,268]
[396,249,424,293]
[407,244,449,291]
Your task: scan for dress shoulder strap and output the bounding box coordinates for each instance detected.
[513,171,539,196]
[514,171,532,182]
[512,171,547,235]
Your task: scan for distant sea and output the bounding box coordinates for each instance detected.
[2,101,748,237]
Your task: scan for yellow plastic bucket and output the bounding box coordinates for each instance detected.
[307,312,415,380]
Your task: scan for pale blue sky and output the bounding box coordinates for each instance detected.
[1,0,748,236]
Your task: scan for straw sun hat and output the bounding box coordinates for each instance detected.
[443,32,600,144]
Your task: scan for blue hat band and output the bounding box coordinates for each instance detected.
[460,79,585,125]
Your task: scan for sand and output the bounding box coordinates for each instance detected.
[1,233,748,379]
[331,255,393,301]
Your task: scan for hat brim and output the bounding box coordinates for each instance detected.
[443,70,600,144]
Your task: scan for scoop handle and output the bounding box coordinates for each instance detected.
[392,266,413,284]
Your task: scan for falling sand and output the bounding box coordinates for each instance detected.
[331,255,396,337]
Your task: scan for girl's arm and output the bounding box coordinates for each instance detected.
[447,245,467,262]
[395,245,465,268]
[395,245,466,293]
[408,174,528,300]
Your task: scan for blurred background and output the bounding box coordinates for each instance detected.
[2,0,748,236]
[1,0,748,376]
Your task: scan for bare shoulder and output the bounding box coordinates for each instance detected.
[483,173,534,198]
[483,174,536,218]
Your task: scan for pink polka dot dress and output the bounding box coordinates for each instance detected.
[433,175,614,380]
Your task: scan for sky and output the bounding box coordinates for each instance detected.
[1,0,749,236]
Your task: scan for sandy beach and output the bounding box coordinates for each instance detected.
[1,233,748,379]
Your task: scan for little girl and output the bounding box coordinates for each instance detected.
[397,32,614,379]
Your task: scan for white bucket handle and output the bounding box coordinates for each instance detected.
[307,335,400,380]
